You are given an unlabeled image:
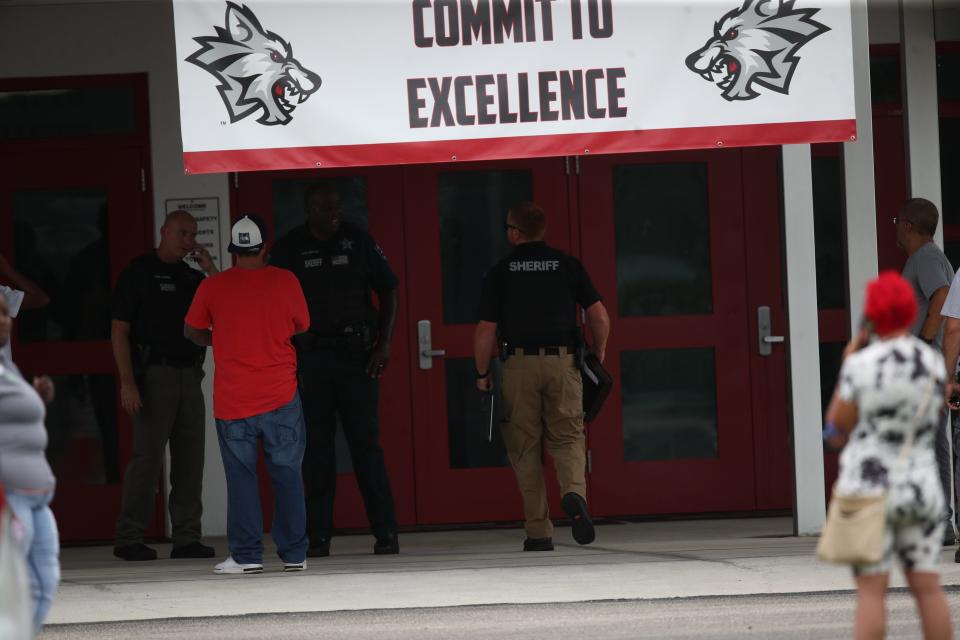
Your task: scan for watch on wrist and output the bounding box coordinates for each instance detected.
[475,368,490,379]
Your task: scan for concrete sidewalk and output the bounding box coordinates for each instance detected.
[46,517,960,625]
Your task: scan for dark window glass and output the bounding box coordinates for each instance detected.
[271,177,368,241]
[937,53,960,102]
[0,88,136,140]
[621,348,718,461]
[870,55,900,105]
[446,358,508,469]
[945,241,960,272]
[819,342,845,417]
[614,164,712,317]
[439,170,532,324]
[811,155,848,310]
[44,374,120,485]
[14,189,110,343]
[941,118,960,226]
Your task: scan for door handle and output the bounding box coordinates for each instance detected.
[757,306,784,356]
[418,320,446,370]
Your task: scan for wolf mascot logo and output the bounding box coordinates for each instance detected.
[685,0,829,101]
[187,2,321,125]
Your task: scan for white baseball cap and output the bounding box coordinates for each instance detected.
[228,215,267,254]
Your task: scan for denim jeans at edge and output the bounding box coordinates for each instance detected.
[215,392,308,565]
[6,489,60,632]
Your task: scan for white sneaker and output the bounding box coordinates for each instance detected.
[213,556,263,574]
[283,560,307,572]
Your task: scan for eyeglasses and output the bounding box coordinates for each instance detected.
[503,223,522,233]
[892,217,911,226]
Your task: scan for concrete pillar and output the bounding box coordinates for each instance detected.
[899,0,943,245]
[782,144,826,536]
[844,0,879,333]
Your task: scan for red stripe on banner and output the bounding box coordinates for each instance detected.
[182,119,856,174]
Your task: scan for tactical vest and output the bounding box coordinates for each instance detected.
[288,229,375,333]
[498,246,579,346]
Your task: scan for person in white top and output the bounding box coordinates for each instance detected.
[826,272,953,640]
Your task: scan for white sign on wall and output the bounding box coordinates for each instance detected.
[165,197,222,270]
[173,0,856,174]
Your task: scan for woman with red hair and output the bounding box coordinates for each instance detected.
[825,271,953,639]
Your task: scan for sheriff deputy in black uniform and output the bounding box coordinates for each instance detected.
[270,180,400,557]
[474,201,610,551]
[112,209,218,561]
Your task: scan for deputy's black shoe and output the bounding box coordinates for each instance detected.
[113,543,158,561]
[523,537,554,551]
[307,538,331,558]
[943,527,957,547]
[170,541,215,559]
[561,492,596,545]
[374,533,399,555]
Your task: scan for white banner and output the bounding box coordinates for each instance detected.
[173,0,856,174]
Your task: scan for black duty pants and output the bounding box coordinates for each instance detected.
[298,347,397,541]
[115,364,206,547]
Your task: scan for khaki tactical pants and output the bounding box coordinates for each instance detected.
[500,350,586,539]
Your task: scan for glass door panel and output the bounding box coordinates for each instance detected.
[579,150,757,516]
[0,147,151,541]
[404,158,572,524]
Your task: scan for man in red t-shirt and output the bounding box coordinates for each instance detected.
[185,215,310,575]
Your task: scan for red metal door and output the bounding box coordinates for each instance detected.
[577,149,761,516]
[402,158,574,524]
[0,147,154,542]
[233,167,417,531]
[741,147,791,511]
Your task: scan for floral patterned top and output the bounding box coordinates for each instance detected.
[836,335,946,523]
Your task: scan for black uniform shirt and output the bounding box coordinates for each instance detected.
[477,241,601,346]
[270,222,398,333]
[112,253,206,361]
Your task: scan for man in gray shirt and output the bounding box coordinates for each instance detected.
[898,197,956,548]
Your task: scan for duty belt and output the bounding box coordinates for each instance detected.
[506,345,573,356]
[293,325,371,352]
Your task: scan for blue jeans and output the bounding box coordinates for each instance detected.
[216,393,308,564]
[6,490,60,632]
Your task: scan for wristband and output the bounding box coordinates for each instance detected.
[822,423,843,441]
[475,369,490,379]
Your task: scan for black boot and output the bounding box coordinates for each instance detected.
[307,538,331,558]
[523,537,554,551]
[374,532,399,555]
[561,492,596,545]
[170,541,215,559]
